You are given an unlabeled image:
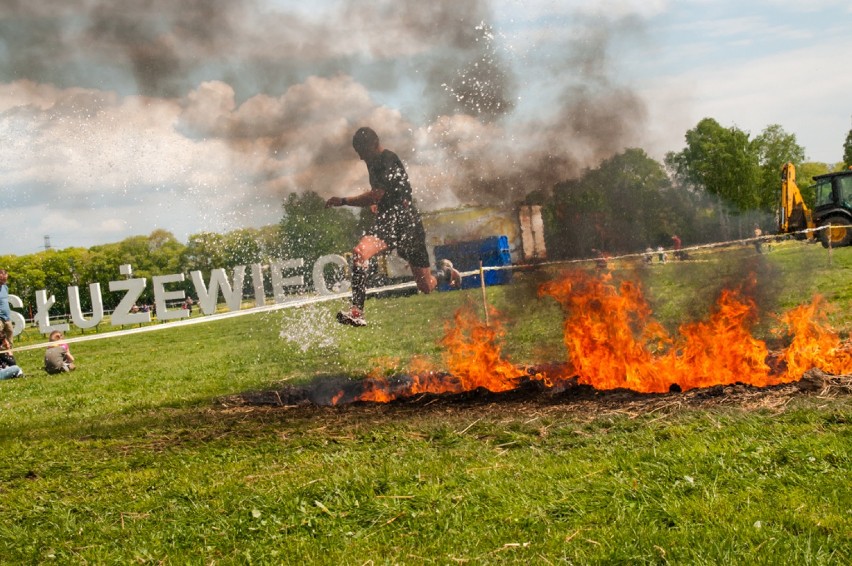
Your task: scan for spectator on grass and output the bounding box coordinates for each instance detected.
[44,330,76,374]
[591,248,609,270]
[0,269,14,351]
[0,350,23,380]
[671,234,687,260]
[753,224,763,254]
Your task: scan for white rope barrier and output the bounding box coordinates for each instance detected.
[6,223,848,355]
[474,223,849,275]
[6,282,423,354]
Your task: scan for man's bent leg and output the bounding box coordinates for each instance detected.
[338,235,388,326]
[351,235,388,308]
[351,264,368,310]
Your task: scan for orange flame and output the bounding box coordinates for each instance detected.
[440,305,526,393]
[343,269,850,404]
[539,270,672,392]
[539,269,851,393]
[775,296,852,378]
[667,288,772,390]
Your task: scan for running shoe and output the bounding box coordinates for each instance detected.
[336,306,367,327]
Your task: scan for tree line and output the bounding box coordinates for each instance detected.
[3,118,851,313]
[539,119,851,259]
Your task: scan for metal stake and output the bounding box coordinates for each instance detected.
[827,223,833,266]
[479,261,489,327]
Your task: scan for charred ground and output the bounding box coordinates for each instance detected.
[220,369,852,425]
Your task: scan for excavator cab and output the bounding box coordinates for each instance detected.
[811,169,852,247]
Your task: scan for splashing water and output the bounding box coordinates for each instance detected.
[279,305,339,352]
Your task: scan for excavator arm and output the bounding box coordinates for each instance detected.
[779,162,814,238]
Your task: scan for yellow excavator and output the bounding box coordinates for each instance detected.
[779,162,852,248]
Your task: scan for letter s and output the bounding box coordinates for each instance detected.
[8,294,26,337]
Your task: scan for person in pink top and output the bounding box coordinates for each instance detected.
[44,330,77,374]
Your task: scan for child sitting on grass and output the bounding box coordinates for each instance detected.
[44,330,76,374]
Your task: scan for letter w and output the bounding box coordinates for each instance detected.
[191,267,245,315]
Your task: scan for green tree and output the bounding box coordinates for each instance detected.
[221,228,266,268]
[666,118,762,238]
[844,124,852,168]
[666,118,762,209]
[753,124,805,211]
[255,225,284,261]
[90,232,187,304]
[278,191,360,284]
[4,249,83,316]
[81,244,122,310]
[87,243,124,280]
[182,232,227,275]
[545,148,697,258]
[146,229,185,275]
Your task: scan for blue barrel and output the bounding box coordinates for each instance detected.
[434,235,512,290]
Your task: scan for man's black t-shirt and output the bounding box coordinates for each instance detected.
[363,149,429,268]
[367,150,413,213]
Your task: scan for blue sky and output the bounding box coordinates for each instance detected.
[1,0,850,256]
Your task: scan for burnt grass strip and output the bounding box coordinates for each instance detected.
[219,367,850,416]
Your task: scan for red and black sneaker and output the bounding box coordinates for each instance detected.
[336,306,367,327]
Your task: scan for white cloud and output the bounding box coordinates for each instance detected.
[492,0,668,22]
[640,24,852,162]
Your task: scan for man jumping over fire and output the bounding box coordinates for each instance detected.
[326,126,461,327]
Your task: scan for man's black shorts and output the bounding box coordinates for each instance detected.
[367,203,431,268]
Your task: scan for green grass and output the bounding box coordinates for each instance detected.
[0,243,850,564]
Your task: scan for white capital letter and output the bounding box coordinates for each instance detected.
[8,295,26,337]
[312,255,350,296]
[109,278,150,326]
[191,267,245,315]
[35,290,70,334]
[153,274,188,321]
[270,259,304,303]
[251,263,266,308]
[68,283,105,329]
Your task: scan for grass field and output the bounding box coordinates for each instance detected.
[0,242,850,564]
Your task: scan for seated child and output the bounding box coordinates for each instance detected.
[0,351,23,380]
[44,330,76,374]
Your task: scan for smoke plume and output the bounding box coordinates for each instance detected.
[1,0,652,241]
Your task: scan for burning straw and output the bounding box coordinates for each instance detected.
[539,270,851,393]
[242,269,852,407]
